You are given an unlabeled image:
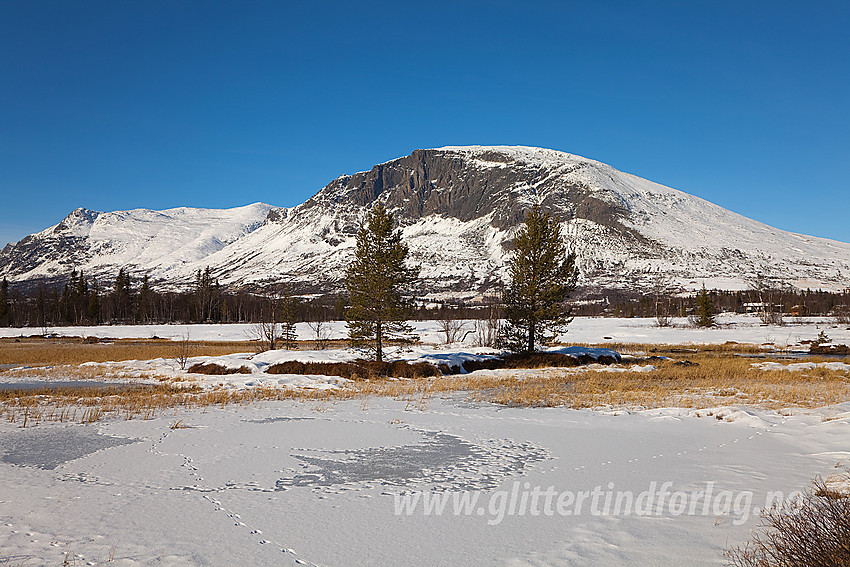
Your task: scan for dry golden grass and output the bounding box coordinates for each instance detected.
[347,347,850,412]
[404,351,850,409]
[0,337,258,366]
[481,359,850,410]
[6,363,178,382]
[0,335,358,426]
[0,383,203,426]
[577,341,769,355]
[0,380,356,426]
[2,341,848,426]
[0,336,358,367]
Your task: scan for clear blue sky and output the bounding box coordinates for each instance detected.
[2,1,848,246]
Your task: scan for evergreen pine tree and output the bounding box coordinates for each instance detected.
[61,279,73,323]
[279,286,298,350]
[694,284,715,327]
[76,270,89,323]
[193,267,219,322]
[138,274,153,323]
[502,205,577,353]
[76,270,88,296]
[0,277,10,326]
[87,277,100,323]
[36,285,47,331]
[112,268,133,322]
[345,203,418,362]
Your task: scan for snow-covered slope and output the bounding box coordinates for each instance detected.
[0,203,273,286]
[2,146,850,296]
[190,145,850,295]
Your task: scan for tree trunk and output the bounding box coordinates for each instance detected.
[376,320,383,363]
[528,319,535,353]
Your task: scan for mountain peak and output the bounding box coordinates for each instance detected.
[2,149,850,297]
[62,206,100,223]
[52,207,101,236]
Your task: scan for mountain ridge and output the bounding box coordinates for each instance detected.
[2,146,849,298]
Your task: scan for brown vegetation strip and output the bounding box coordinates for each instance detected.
[186,363,252,375]
[1,343,848,426]
[266,359,441,379]
[0,337,261,366]
[345,349,850,412]
[0,336,360,366]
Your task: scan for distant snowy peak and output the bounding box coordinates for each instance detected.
[52,207,102,234]
[2,146,850,296]
[0,203,274,286]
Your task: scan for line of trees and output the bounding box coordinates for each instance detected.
[588,287,850,321]
[1,270,847,334]
[0,270,348,329]
[0,269,462,331]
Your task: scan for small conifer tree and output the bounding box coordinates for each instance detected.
[345,203,418,362]
[502,205,577,353]
[87,277,100,324]
[193,267,219,322]
[279,285,299,350]
[693,284,715,327]
[112,268,133,322]
[0,277,10,326]
[138,274,154,323]
[36,285,47,331]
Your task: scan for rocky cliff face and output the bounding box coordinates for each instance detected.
[304,148,643,238]
[2,146,850,298]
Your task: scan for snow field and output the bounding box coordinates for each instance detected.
[1,397,848,565]
[1,313,848,345]
[1,315,849,564]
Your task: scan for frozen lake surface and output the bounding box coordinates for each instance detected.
[1,397,848,566]
[0,428,138,470]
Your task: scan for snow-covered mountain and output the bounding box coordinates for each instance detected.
[0,203,273,289]
[3,146,850,297]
